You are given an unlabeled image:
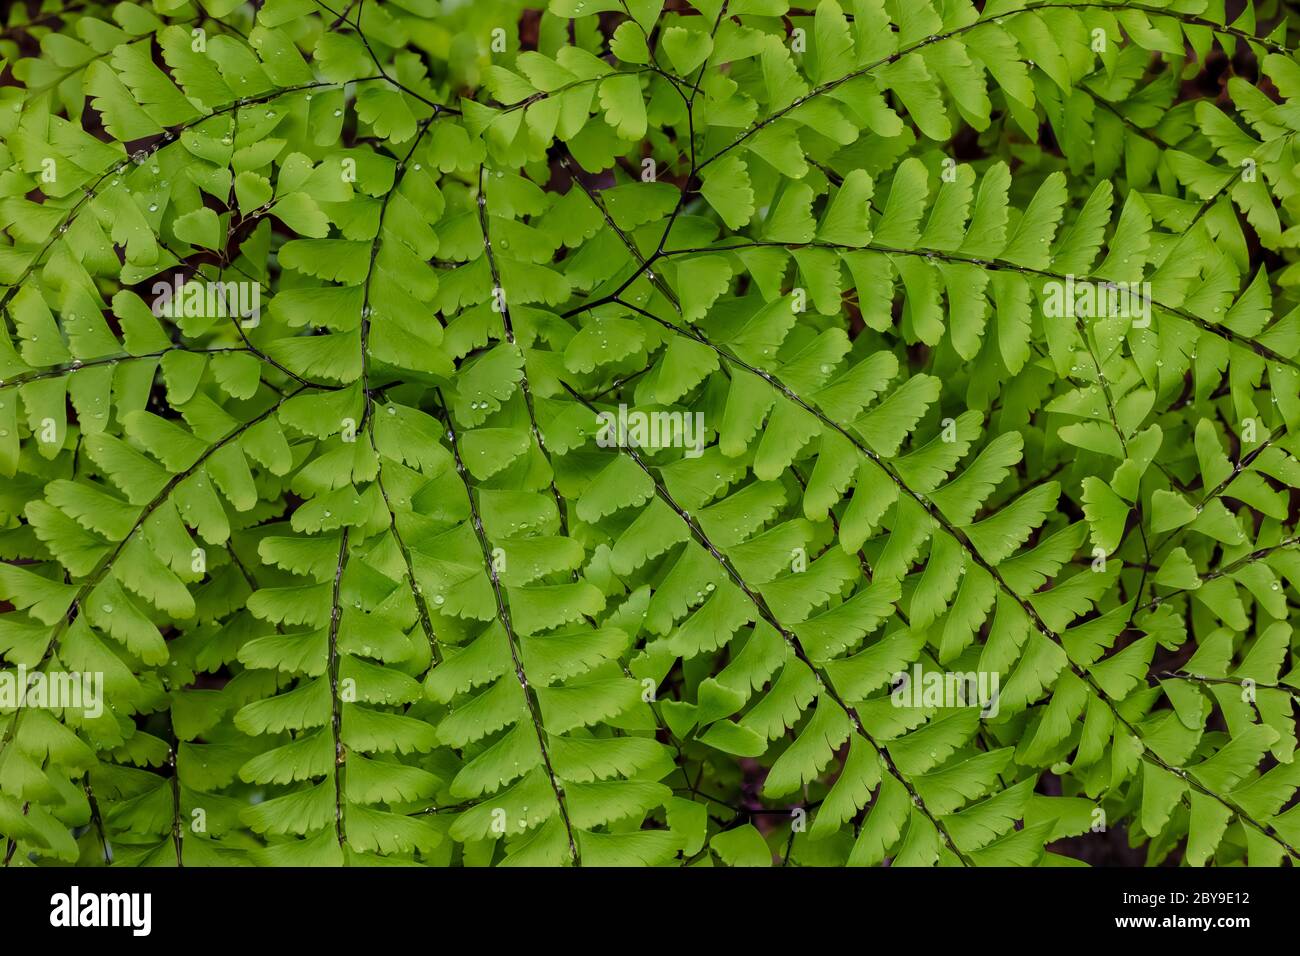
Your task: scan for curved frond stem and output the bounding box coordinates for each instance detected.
[659,241,1300,373]
[0,77,382,328]
[875,245,1300,373]
[697,0,1291,172]
[1141,533,1300,612]
[356,116,437,428]
[650,1,729,257]
[432,388,582,866]
[491,68,660,116]
[309,0,461,115]
[0,387,304,771]
[1078,85,1180,149]
[365,409,442,665]
[1072,314,1153,618]
[609,295,1300,860]
[7,0,1298,871]
[472,165,700,775]
[562,153,681,310]
[1136,424,1288,610]
[559,380,976,866]
[152,231,347,392]
[475,164,574,534]
[1157,670,1300,702]
[0,345,321,393]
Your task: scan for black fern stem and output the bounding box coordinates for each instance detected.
[0,388,307,771]
[605,298,1299,859]
[433,389,582,866]
[327,529,352,855]
[4,0,1300,872]
[475,164,573,539]
[560,381,976,866]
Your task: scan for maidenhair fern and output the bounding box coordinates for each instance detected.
[1,0,1299,868]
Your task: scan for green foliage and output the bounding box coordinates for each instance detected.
[1,0,1300,868]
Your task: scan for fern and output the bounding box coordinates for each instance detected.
[1,0,1299,868]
